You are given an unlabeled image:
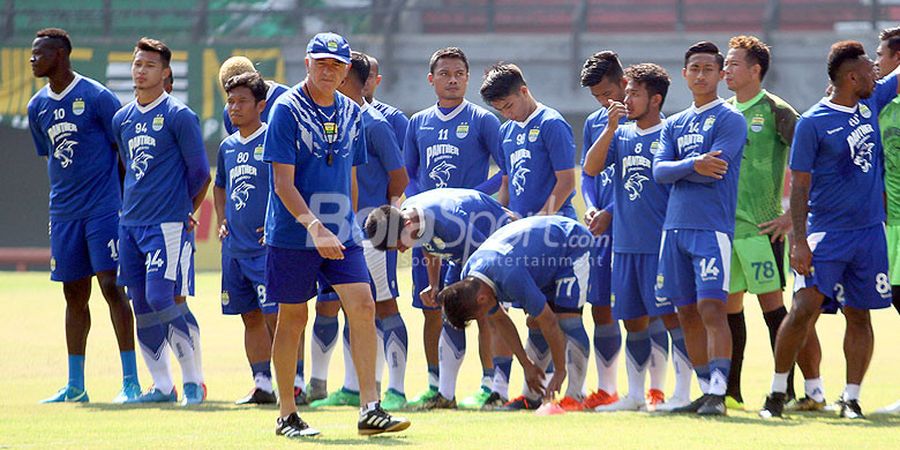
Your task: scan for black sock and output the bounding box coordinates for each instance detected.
[893,286,900,315]
[726,311,746,402]
[763,306,796,399]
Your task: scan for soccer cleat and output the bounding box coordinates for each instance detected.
[697,394,727,416]
[202,383,208,401]
[305,378,327,403]
[40,386,89,404]
[785,396,826,412]
[583,389,619,409]
[500,395,541,411]
[594,395,645,412]
[759,392,787,419]
[181,382,204,406]
[558,396,585,411]
[669,394,710,414]
[126,386,177,404]
[358,404,411,436]
[236,387,277,405]
[407,386,439,409]
[839,398,865,419]
[535,401,567,416]
[417,393,456,410]
[652,395,691,412]
[481,392,508,410]
[724,395,745,411]
[111,380,142,404]
[276,412,320,438]
[309,388,360,408]
[645,389,665,411]
[458,386,492,409]
[294,386,308,406]
[381,388,408,411]
[874,399,900,415]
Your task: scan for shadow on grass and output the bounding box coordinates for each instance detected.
[80,400,238,412]
[304,435,412,446]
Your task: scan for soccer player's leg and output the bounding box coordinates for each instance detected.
[173,235,204,393]
[268,245,320,438]
[451,261,497,410]
[370,246,407,410]
[584,243,620,409]
[85,211,140,403]
[326,245,410,435]
[408,247,445,407]
[308,287,355,407]
[41,217,93,403]
[486,323,513,409]
[223,255,275,405]
[548,250,591,412]
[888,223,900,314]
[638,253,679,410]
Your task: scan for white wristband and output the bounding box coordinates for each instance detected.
[305,218,321,231]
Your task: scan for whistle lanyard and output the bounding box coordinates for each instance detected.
[301,83,340,165]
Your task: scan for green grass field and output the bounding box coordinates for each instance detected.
[1,271,898,449]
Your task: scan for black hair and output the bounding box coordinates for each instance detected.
[827,40,867,83]
[439,278,483,330]
[348,51,371,85]
[480,63,526,104]
[624,63,671,110]
[684,41,724,70]
[364,205,403,251]
[35,28,72,54]
[580,50,624,87]
[879,26,900,53]
[429,47,469,74]
[224,71,267,103]
[135,37,172,67]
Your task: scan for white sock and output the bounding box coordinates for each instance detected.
[310,317,339,382]
[698,377,710,395]
[564,338,589,400]
[771,372,789,394]
[166,323,201,385]
[385,329,407,395]
[805,377,826,402]
[186,321,204,383]
[708,367,728,396]
[522,337,552,399]
[492,366,510,399]
[626,352,648,402]
[343,327,359,392]
[375,325,385,387]
[255,372,273,392]
[648,341,668,392]
[438,327,465,400]
[359,400,378,417]
[595,348,619,395]
[140,340,174,394]
[843,384,861,401]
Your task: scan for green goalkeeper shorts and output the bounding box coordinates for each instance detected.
[729,235,786,295]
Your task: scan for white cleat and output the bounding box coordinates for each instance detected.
[874,399,900,415]
[652,395,691,413]
[594,395,645,412]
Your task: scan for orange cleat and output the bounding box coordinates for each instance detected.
[559,396,585,411]
[646,389,665,410]
[583,389,618,409]
[535,401,567,416]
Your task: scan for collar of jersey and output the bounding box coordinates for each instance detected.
[265,82,278,102]
[514,103,546,127]
[135,91,168,114]
[821,98,857,114]
[46,72,83,101]
[734,89,767,112]
[236,123,267,145]
[635,121,665,136]
[434,100,467,122]
[359,100,370,114]
[468,270,498,295]
[691,97,724,114]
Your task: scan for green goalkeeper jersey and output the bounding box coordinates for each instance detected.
[727,90,798,240]
[880,95,900,223]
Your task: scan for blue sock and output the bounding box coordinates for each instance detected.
[708,358,731,396]
[296,359,305,387]
[492,357,513,384]
[669,326,689,363]
[120,351,138,384]
[594,323,622,363]
[626,330,652,367]
[68,354,85,391]
[649,319,669,355]
[559,317,590,398]
[178,302,199,328]
[443,322,467,355]
[251,360,272,379]
[527,328,550,356]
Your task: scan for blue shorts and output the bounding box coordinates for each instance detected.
[118,222,194,295]
[541,246,596,314]
[794,225,893,313]
[221,253,276,315]
[50,211,119,282]
[411,246,449,310]
[266,244,370,304]
[588,232,612,307]
[317,239,399,303]
[656,229,732,306]
[612,252,674,320]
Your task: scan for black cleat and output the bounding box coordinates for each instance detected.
[499,395,540,411]
[417,393,456,410]
[481,391,508,411]
[671,394,710,414]
[275,412,320,438]
[293,386,308,406]
[235,387,276,405]
[358,404,411,436]
[839,398,865,419]
[697,394,727,416]
[759,392,787,419]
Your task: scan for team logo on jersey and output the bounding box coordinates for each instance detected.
[455,123,469,139]
[859,104,872,119]
[131,151,154,180]
[655,273,664,290]
[703,115,716,132]
[528,128,540,143]
[221,290,230,306]
[649,141,661,155]
[253,144,264,161]
[152,114,165,131]
[750,115,765,133]
[431,236,446,250]
[624,172,650,201]
[326,39,339,51]
[72,98,85,116]
[53,140,77,168]
[230,181,256,211]
[512,166,531,195]
[516,133,525,145]
[428,160,456,188]
[847,123,876,173]
[50,257,56,272]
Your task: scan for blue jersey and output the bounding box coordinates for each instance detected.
[371,98,409,144]
[500,104,576,217]
[790,75,898,233]
[402,188,513,264]
[357,103,404,222]
[27,74,122,221]
[404,100,502,195]
[215,124,269,258]
[263,86,367,250]
[222,81,289,135]
[461,216,592,317]
[581,107,619,212]
[112,92,210,226]
[654,98,747,234]
[605,122,670,253]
